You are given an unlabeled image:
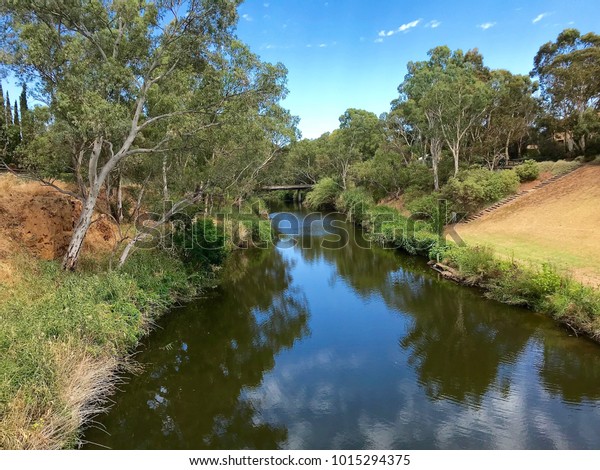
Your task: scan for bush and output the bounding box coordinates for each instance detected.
[335,188,374,224]
[305,177,340,210]
[515,159,540,182]
[406,194,439,220]
[172,218,228,268]
[441,168,519,214]
[537,160,581,176]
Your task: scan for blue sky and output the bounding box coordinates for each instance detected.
[3,1,599,140]
[235,0,600,138]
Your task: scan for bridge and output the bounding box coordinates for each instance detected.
[260,184,313,202]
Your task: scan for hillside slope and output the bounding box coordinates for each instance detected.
[454,165,600,287]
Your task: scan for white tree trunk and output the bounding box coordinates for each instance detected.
[62,194,98,270]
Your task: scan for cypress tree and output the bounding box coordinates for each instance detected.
[13,100,20,130]
[5,92,11,126]
[13,100,21,147]
[0,84,6,161]
[19,84,31,144]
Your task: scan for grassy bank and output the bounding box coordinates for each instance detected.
[0,249,211,449]
[0,193,275,450]
[319,185,600,342]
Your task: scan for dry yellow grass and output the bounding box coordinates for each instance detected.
[0,342,129,450]
[454,166,600,287]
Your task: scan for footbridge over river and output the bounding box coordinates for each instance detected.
[260,184,314,202]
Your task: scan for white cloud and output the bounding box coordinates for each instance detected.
[478,22,496,30]
[376,19,421,42]
[398,19,421,32]
[263,2,269,6]
[374,38,384,43]
[532,12,549,24]
[241,13,252,21]
[426,20,441,28]
[318,43,327,48]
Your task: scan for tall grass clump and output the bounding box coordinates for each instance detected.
[305,177,340,210]
[335,188,374,225]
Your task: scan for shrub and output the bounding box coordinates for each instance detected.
[441,168,519,214]
[515,159,540,182]
[305,177,340,210]
[537,160,580,176]
[172,218,228,268]
[335,188,374,224]
[406,194,440,220]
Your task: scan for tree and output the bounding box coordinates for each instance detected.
[475,70,538,169]
[0,83,6,161]
[19,83,32,144]
[532,29,600,154]
[1,0,289,270]
[395,47,491,187]
[311,109,383,189]
[2,91,21,162]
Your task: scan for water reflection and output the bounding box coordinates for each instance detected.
[85,248,309,449]
[86,208,600,449]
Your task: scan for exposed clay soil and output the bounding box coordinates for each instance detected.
[0,175,117,270]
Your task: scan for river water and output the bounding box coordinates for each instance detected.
[84,207,600,449]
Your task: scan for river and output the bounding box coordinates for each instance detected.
[84,206,600,449]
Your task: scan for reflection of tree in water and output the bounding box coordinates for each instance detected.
[85,248,309,449]
[296,215,403,297]
[296,212,537,405]
[538,338,600,403]
[389,276,537,404]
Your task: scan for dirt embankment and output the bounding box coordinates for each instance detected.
[0,174,117,276]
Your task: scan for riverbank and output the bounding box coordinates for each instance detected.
[330,192,600,342]
[0,249,212,449]
[0,174,274,449]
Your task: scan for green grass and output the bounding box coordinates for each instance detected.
[0,250,206,449]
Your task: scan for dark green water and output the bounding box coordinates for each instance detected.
[84,207,600,449]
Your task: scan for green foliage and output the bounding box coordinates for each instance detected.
[515,159,540,181]
[441,168,519,213]
[537,160,581,176]
[531,264,563,296]
[406,194,440,220]
[447,246,501,283]
[172,218,228,269]
[532,29,600,155]
[335,188,374,224]
[0,249,202,446]
[305,177,340,210]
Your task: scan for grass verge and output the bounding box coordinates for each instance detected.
[0,250,208,449]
